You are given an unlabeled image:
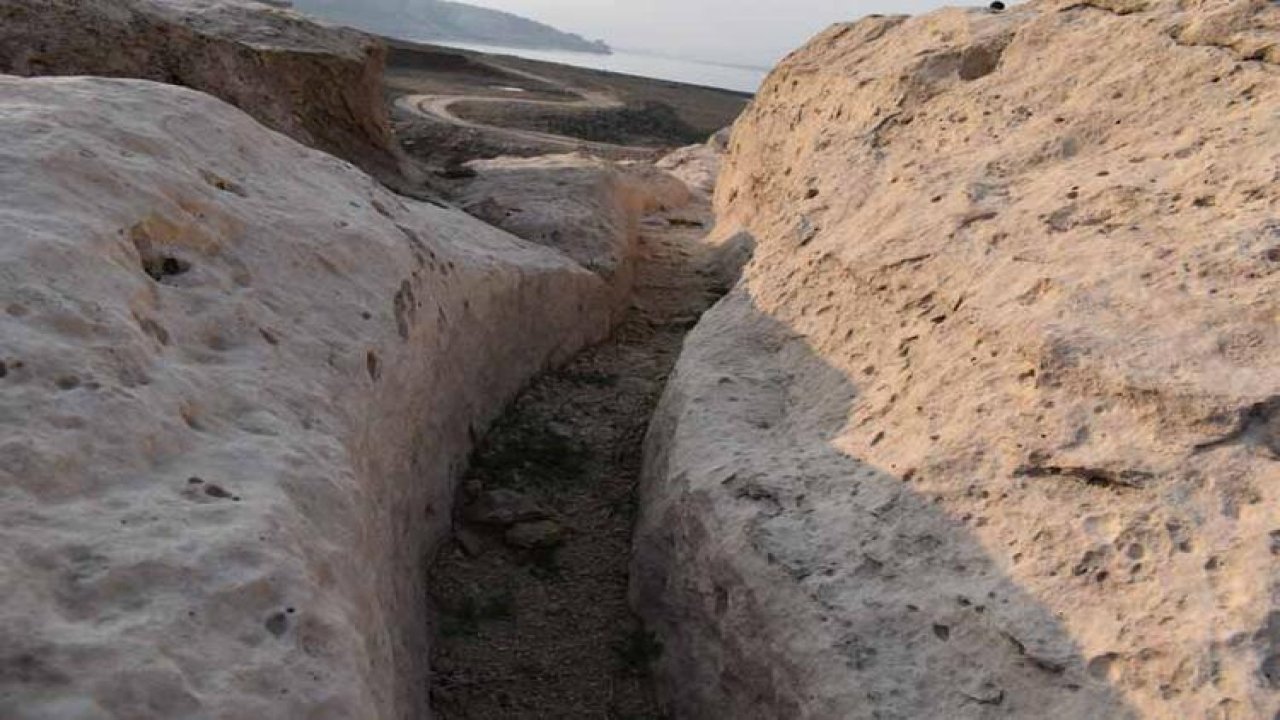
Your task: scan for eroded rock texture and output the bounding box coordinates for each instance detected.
[634,1,1280,718]
[0,0,404,182]
[0,75,613,719]
[656,130,730,198]
[455,153,691,314]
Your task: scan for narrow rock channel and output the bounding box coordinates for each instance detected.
[427,204,727,718]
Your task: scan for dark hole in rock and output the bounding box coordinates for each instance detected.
[138,317,170,345]
[1265,247,1280,263]
[366,350,381,382]
[265,612,289,637]
[990,0,1006,10]
[55,375,80,390]
[1263,654,1280,688]
[959,42,1007,81]
[393,281,415,340]
[188,477,204,485]
[1087,653,1118,680]
[142,255,191,282]
[204,483,236,500]
[0,360,6,378]
[932,624,951,641]
[199,169,247,198]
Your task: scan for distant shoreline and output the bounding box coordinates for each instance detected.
[611,47,772,75]
[428,41,765,94]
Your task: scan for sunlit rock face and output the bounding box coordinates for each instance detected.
[634,1,1280,717]
[0,75,613,719]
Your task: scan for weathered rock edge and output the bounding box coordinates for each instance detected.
[634,0,1280,717]
[456,153,692,317]
[0,75,614,719]
[0,0,406,184]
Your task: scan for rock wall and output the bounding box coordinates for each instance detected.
[634,1,1280,717]
[0,75,614,719]
[0,0,405,184]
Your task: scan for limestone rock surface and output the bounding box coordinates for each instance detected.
[0,0,404,182]
[0,75,613,719]
[656,131,729,198]
[634,1,1280,718]
[455,153,691,313]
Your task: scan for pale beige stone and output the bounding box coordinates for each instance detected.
[456,153,691,314]
[634,1,1280,717]
[0,75,614,719]
[656,131,729,198]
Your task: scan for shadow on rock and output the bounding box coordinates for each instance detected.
[631,286,1138,719]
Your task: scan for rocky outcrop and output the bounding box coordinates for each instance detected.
[656,130,730,198]
[0,75,614,719]
[455,154,691,314]
[634,1,1280,718]
[0,0,404,183]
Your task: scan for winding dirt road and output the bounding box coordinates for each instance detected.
[394,62,636,155]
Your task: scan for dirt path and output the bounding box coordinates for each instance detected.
[426,203,723,719]
[394,62,634,155]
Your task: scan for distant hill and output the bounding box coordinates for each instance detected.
[287,0,611,54]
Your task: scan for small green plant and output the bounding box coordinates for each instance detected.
[471,416,589,490]
[608,492,638,522]
[440,590,516,637]
[610,710,672,720]
[614,628,664,675]
[527,546,563,581]
[480,590,515,621]
[440,596,479,638]
[555,368,620,387]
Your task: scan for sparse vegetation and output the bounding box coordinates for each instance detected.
[440,589,516,637]
[554,368,620,387]
[526,546,563,581]
[469,415,589,489]
[427,199,719,717]
[614,628,665,675]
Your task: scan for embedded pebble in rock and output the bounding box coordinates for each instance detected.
[0,75,614,720]
[633,1,1280,718]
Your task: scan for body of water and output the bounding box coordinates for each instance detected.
[434,42,768,94]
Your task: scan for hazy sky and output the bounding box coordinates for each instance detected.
[459,0,953,67]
